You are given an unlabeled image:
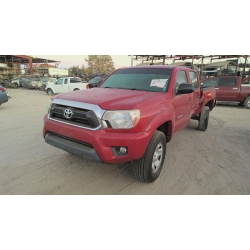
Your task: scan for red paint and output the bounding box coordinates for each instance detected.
[201,76,250,103]
[44,66,216,163]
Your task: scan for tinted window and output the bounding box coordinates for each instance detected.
[70,77,81,83]
[202,78,219,87]
[64,78,68,84]
[218,78,236,86]
[100,68,172,92]
[189,71,199,88]
[175,70,188,94]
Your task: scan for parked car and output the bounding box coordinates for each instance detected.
[201,75,250,109]
[0,86,9,105]
[43,66,216,183]
[11,76,28,88]
[45,77,89,95]
[28,78,41,90]
[201,61,241,76]
[39,77,57,91]
[88,76,106,88]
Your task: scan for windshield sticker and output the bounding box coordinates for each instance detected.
[150,79,168,88]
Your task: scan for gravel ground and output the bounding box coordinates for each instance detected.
[0,88,250,194]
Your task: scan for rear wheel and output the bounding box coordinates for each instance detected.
[244,96,250,109]
[133,131,166,183]
[47,88,54,96]
[198,106,210,131]
[74,88,80,91]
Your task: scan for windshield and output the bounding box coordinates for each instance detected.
[89,77,103,84]
[41,77,50,82]
[100,68,172,92]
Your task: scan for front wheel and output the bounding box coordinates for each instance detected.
[133,131,166,183]
[198,106,210,131]
[244,96,250,109]
[41,84,46,91]
[47,88,54,96]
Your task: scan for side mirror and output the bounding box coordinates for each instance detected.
[178,83,194,94]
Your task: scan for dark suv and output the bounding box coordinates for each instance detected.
[88,76,106,88]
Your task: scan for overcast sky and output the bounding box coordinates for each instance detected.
[34,55,132,69]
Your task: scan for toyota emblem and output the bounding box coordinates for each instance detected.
[64,108,73,119]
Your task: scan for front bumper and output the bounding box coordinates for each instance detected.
[43,115,154,164]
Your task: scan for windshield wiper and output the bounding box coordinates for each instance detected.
[129,88,150,91]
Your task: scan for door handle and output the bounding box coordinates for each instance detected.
[232,88,238,90]
[215,88,219,90]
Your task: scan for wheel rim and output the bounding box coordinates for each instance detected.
[152,142,163,173]
[247,100,250,106]
[48,90,52,95]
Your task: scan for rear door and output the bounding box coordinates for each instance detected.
[217,77,239,101]
[188,70,200,113]
[174,70,192,133]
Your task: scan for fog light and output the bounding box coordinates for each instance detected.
[119,147,127,154]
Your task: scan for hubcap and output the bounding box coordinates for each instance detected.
[152,143,163,173]
[247,100,250,106]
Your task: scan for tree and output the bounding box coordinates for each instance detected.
[85,55,115,75]
[68,65,87,76]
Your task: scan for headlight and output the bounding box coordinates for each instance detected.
[102,110,140,129]
[47,98,53,113]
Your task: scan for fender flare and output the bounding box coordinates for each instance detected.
[144,110,175,143]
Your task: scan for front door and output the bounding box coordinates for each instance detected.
[53,78,64,94]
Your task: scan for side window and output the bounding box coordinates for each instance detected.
[202,78,219,87]
[64,78,68,84]
[218,78,236,86]
[175,70,188,94]
[189,71,199,89]
[70,78,75,83]
[56,79,63,85]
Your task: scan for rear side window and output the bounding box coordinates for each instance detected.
[189,71,199,89]
[218,78,236,86]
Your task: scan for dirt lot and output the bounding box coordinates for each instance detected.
[0,88,250,194]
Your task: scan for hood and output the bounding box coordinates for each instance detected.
[54,88,165,110]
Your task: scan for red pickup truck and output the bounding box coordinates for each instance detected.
[201,76,250,109]
[43,66,216,182]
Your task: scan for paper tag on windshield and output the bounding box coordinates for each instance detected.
[150,79,168,88]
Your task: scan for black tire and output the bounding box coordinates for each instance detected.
[47,88,54,96]
[243,96,250,109]
[198,106,210,131]
[41,84,46,91]
[133,131,166,183]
